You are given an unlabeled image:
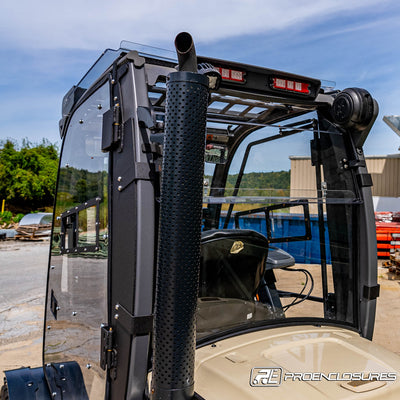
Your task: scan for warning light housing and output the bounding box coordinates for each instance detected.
[272,77,310,95]
[214,67,245,83]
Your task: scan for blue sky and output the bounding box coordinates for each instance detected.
[1,0,400,171]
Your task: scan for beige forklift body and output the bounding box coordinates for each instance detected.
[194,325,400,399]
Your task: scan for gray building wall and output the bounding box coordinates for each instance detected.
[290,155,400,212]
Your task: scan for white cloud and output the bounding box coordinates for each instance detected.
[0,0,388,50]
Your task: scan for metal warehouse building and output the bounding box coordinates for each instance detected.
[290,155,400,212]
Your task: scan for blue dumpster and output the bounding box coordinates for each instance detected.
[220,213,331,264]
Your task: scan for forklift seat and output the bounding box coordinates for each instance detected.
[199,229,269,301]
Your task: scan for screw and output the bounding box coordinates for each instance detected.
[114,314,119,320]
[47,325,51,330]
[72,311,77,316]
[27,382,33,387]
[86,364,91,369]
[211,343,216,348]
[79,120,83,124]
[51,265,55,270]
[115,304,120,310]
[52,392,57,397]
[97,104,102,110]
[118,186,123,191]
[117,176,122,182]
[56,306,60,311]
[114,96,118,101]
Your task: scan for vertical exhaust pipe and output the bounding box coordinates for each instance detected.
[174,32,198,72]
[151,33,209,400]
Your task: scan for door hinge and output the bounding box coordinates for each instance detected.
[100,325,118,379]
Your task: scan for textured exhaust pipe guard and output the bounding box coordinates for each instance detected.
[151,35,209,399]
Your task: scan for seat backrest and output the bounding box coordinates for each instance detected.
[199,229,269,301]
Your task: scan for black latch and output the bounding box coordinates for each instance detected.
[116,161,154,193]
[356,173,373,187]
[363,284,380,301]
[100,326,117,376]
[114,303,153,336]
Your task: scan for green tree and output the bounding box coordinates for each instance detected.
[0,139,59,212]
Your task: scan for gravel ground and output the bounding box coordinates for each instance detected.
[0,239,400,375]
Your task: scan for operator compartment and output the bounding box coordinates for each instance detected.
[192,66,371,342]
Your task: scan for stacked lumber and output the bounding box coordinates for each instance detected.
[382,250,400,274]
[376,212,400,258]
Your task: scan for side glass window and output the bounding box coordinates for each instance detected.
[44,83,109,399]
[201,120,359,339]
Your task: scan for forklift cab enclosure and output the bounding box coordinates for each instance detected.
[3,33,400,400]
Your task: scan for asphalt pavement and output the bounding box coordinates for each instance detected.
[0,240,48,311]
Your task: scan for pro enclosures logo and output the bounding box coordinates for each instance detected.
[250,368,282,387]
[249,368,397,387]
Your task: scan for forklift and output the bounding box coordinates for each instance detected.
[2,32,400,399]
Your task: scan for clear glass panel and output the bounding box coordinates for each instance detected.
[200,119,359,339]
[44,83,109,398]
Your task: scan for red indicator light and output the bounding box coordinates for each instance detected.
[272,77,310,94]
[214,67,245,82]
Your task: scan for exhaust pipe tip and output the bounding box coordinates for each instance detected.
[174,32,197,72]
